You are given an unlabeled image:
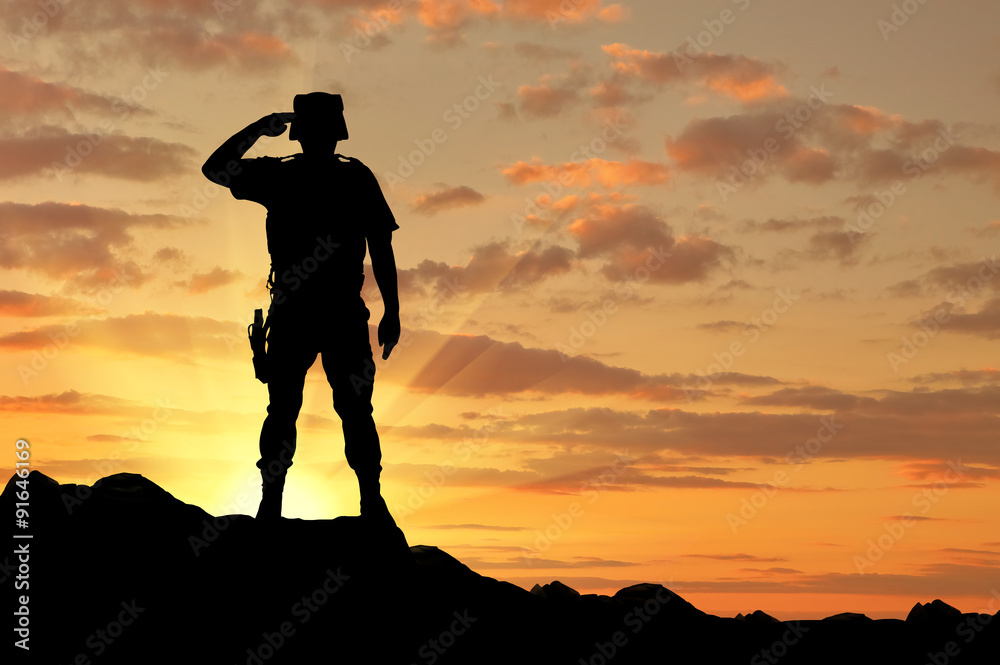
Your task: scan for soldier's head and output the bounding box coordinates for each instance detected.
[289,92,349,149]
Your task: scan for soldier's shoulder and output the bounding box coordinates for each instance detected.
[334,154,370,169]
[242,155,292,170]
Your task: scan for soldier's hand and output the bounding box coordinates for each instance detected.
[257,112,295,138]
[378,314,401,360]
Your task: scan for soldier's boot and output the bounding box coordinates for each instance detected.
[358,473,389,520]
[256,471,285,521]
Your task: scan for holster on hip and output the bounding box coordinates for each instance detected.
[248,308,270,384]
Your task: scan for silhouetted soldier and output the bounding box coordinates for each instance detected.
[202,93,399,520]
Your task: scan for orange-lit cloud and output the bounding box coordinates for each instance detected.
[601,43,787,103]
[0,67,142,120]
[0,291,102,317]
[502,157,669,188]
[415,0,625,42]
[567,202,734,283]
[0,312,243,360]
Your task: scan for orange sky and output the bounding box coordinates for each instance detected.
[1,0,999,619]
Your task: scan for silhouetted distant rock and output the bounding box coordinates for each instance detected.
[736,609,781,623]
[4,471,999,664]
[531,580,581,602]
[907,599,963,624]
[824,612,872,621]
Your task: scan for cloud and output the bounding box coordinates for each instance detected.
[927,298,1000,339]
[748,385,1000,416]
[0,291,102,317]
[423,523,528,531]
[415,0,625,42]
[567,203,734,284]
[4,0,298,72]
[0,125,197,182]
[0,201,192,291]
[516,82,579,118]
[381,240,574,300]
[741,386,878,411]
[175,267,245,295]
[0,312,243,361]
[665,110,834,185]
[910,369,1000,386]
[696,320,744,333]
[0,389,133,415]
[0,67,141,121]
[461,556,637,570]
[510,42,579,60]
[411,185,486,215]
[665,100,1000,193]
[683,553,788,562]
[379,326,780,403]
[601,44,787,103]
[921,258,1000,294]
[501,157,669,188]
[399,392,1000,466]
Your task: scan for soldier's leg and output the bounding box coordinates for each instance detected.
[257,315,317,519]
[322,304,384,515]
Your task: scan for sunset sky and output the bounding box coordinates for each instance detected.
[2,0,999,620]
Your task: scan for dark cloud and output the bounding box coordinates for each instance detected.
[0,126,197,182]
[411,185,486,215]
[175,267,245,295]
[0,201,192,291]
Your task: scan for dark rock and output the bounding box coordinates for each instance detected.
[4,471,999,665]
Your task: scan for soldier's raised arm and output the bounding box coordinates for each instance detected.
[202,112,295,187]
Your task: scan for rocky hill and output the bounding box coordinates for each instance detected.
[3,471,997,664]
